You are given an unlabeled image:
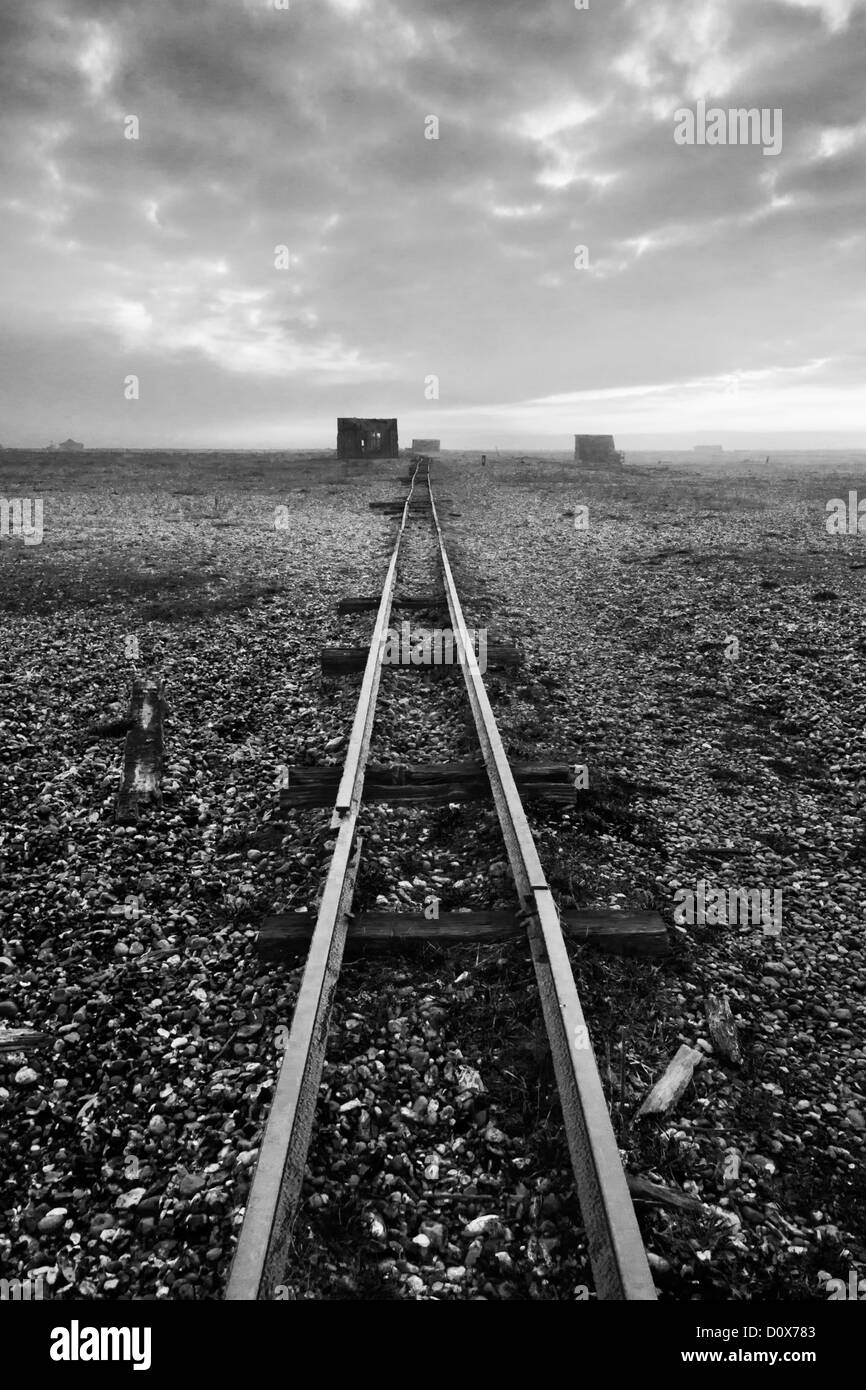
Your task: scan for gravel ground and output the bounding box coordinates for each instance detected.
[1,449,864,1301]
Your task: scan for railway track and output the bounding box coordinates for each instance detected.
[225,458,658,1302]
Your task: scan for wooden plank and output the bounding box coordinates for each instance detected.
[321,642,521,674]
[257,908,669,957]
[637,1044,703,1118]
[116,676,165,824]
[0,1028,51,1054]
[337,593,448,615]
[369,499,450,513]
[426,478,656,1301]
[279,760,574,809]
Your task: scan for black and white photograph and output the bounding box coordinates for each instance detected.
[0,0,864,1362]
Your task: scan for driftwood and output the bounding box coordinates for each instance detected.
[627,1175,706,1214]
[637,1044,703,1118]
[705,994,742,1064]
[0,1028,50,1054]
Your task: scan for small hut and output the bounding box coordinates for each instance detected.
[337,418,398,460]
[574,434,622,468]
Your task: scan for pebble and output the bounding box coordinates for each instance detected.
[37,1208,68,1232]
[464,1214,504,1238]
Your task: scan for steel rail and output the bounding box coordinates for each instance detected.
[225,472,417,1300]
[426,477,657,1301]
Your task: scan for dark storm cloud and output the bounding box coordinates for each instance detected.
[0,0,864,445]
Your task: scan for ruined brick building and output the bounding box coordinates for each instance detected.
[337,418,399,459]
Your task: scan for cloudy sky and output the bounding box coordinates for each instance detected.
[1,0,864,449]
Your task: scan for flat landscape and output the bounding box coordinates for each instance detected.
[0,448,864,1301]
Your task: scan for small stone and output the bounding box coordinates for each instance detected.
[14,1067,39,1087]
[38,1208,67,1232]
[745,1150,778,1173]
[465,1239,484,1268]
[463,1214,503,1239]
[419,1221,445,1250]
[456,1065,485,1095]
[115,1188,146,1210]
[179,1174,207,1197]
[483,1122,508,1146]
[148,1114,167,1135]
[367,1212,387,1241]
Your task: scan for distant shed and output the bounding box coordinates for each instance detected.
[337,418,398,460]
[574,434,622,468]
[411,439,440,452]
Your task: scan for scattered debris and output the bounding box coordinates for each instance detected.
[637,1045,704,1119]
[705,993,742,1064]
